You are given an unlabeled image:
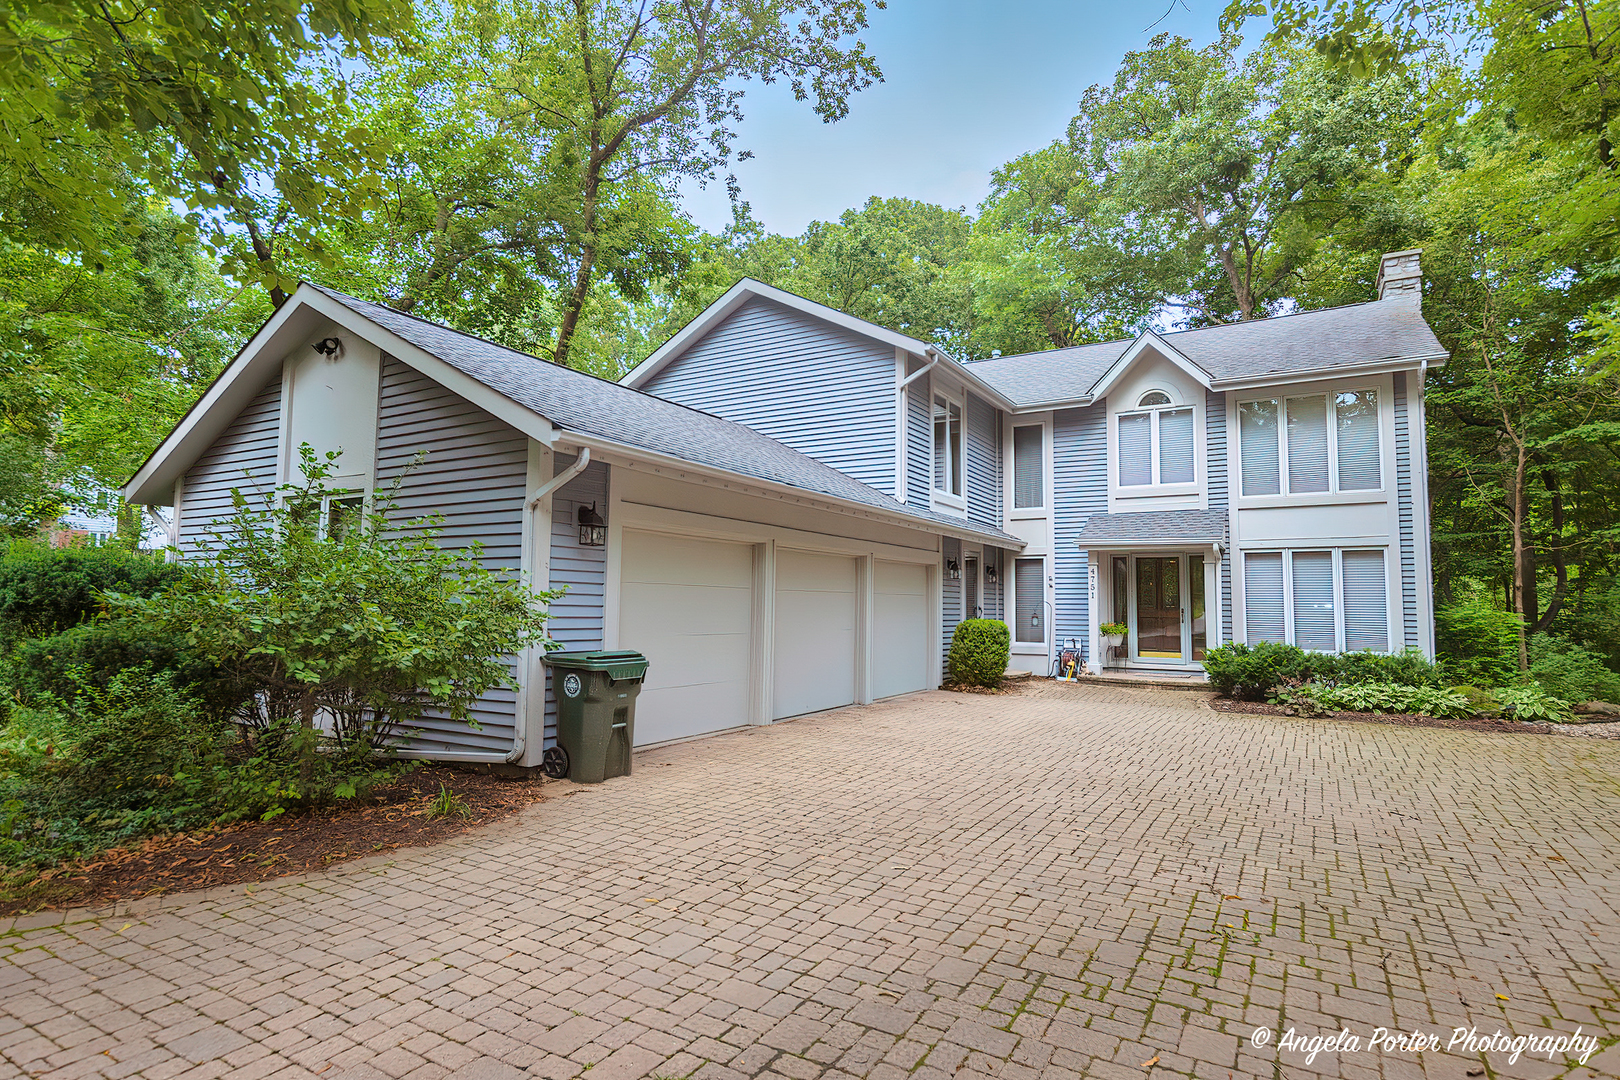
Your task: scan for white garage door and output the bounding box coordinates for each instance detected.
[620,530,753,746]
[872,560,930,699]
[774,549,857,719]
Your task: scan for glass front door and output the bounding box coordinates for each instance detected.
[1135,557,1183,658]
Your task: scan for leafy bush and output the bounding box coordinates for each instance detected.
[5,619,241,717]
[1326,648,1443,688]
[1495,685,1575,723]
[1279,681,1474,719]
[949,619,1010,687]
[1098,622,1128,637]
[0,546,179,652]
[1527,635,1620,703]
[1450,685,1503,718]
[1202,642,1314,699]
[1435,595,1522,686]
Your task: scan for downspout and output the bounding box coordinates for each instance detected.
[896,350,942,505]
[505,446,592,763]
[898,347,943,390]
[1415,360,1435,656]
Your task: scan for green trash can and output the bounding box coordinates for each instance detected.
[541,651,650,783]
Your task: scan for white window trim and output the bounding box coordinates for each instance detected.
[1113,400,1199,492]
[1010,421,1048,515]
[931,381,968,512]
[1236,385,1386,501]
[1239,546,1394,654]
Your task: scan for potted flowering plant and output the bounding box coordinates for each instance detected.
[1099,622,1128,649]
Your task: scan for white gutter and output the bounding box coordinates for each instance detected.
[528,446,590,510]
[898,349,942,389]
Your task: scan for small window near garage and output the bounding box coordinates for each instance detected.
[933,396,963,497]
[1014,557,1044,644]
[1013,425,1044,509]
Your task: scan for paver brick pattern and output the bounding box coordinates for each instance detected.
[3,686,1619,1080]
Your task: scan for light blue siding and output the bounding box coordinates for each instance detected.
[1394,372,1418,649]
[1053,404,1108,666]
[966,392,1000,531]
[543,454,609,746]
[177,377,281,557]
[642,296,898,494]
[1206,389,1231,646]
[376,356,529,756]
[942,536,961,669]
[983,547,1004,621]
[906,366,931,505]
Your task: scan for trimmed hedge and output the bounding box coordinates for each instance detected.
[0,546,179,652]
[1202,643,1443,700]
[948,619,1010,688]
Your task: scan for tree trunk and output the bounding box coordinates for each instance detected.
[1507,441,1533,671]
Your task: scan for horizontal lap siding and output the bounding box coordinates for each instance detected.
[543,454,609,747]
[907,374,931,506]
[1207,389,1231,646]
[178,379,282,557]
[966,393,1000,531]
[1054,405,1107,666]
[642,297,898,494]
[377,357,529,756]
[942,536,961,669]
[1394,372,1418,650]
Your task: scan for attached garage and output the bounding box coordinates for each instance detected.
[773,549,858,719]
[871,560,930,700]
[619,529,754,746]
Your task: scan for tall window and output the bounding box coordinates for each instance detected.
[1014,558,1044,644]
[1239,389,1381,497]
[1244,548,1389,652]
[1013,425,1044,509]
[933,396,963,497]
[1117,391,1194,488]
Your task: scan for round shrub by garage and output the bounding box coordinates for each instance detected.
[949,619,1010,688]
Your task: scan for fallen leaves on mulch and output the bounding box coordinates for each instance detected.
[1,766,552,916]
[1207,696,1620,737]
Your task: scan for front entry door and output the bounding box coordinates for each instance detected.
[1135,557,1183,659]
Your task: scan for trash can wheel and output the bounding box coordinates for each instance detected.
[541,745,569,779]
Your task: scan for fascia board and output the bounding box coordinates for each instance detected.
[1086,332,1214,400]
[1207,351,1452,393]
[556,428,1027,551]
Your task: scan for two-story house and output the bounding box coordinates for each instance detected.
[125,250,1444,764]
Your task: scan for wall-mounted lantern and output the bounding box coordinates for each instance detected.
[945,557,961,580]
[984,562,997,584]
[577,502,607,547]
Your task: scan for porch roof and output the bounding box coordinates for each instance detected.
[1075,510,1228,547]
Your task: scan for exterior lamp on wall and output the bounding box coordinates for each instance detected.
[984,563,997,584]
[945,558,961,580]
[577,502,607,547]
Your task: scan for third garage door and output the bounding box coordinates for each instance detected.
[773,549,857,719]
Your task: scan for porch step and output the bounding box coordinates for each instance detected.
[1064,673,1212,692]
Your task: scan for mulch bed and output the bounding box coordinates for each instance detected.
[1,766,552,917]
[1207,696,1619,736]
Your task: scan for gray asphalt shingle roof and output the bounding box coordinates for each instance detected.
[316,287,1024,549]
[1074,509,1229,546]
[964,299,1447,407]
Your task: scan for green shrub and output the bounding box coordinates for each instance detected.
[1527,635,1620,703]
[1326,648,1443,688]
[1450,685,1503,717]
[1435,595,1522,686]
[948,619,1010,687]
[0,546,179,652]
[1202,642,1313,699]
[1282,681,1473,719]
[5,619,241,717]
[1495,684,1575,723]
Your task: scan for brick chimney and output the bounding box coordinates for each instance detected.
[1376,249,1422,303]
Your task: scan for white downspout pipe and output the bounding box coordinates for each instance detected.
[898,347,942,390]
[505,446,592,763]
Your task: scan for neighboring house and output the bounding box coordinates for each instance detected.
[125,249,1445,763]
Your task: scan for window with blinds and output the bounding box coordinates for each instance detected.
[1239,399,1280,496]
[1117,412,1152,487]
[1290,550,1336,651]
[1244,552,1285,644]
[1158,407,1195,483]
[933,396,962,496]
[1014,558,1044,644]
[1342,550,1388,651]
[1286,395,1330,493]
[1013,425,1043,509]
[1335,390,1380,491]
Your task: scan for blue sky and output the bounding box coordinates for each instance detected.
[678,0,1230,235]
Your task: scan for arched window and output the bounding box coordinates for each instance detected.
[1118,391,1195,487]
[1138,390,1172,407]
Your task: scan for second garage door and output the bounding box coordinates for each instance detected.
[872,560,931,699]
[773,549,857,719]
[619,530,753,746]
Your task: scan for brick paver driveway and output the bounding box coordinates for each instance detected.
[4,686,1619,1080]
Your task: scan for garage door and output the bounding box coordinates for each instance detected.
[773,549,857,719]
[620,530,753,746]
[872,560,930,699]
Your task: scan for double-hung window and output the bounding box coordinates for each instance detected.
[1116,390,1195,488]
[1012,424,1044,509]
[1239,389,1381,497]
[933,395,963,498]
[1243,548,1390,652]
